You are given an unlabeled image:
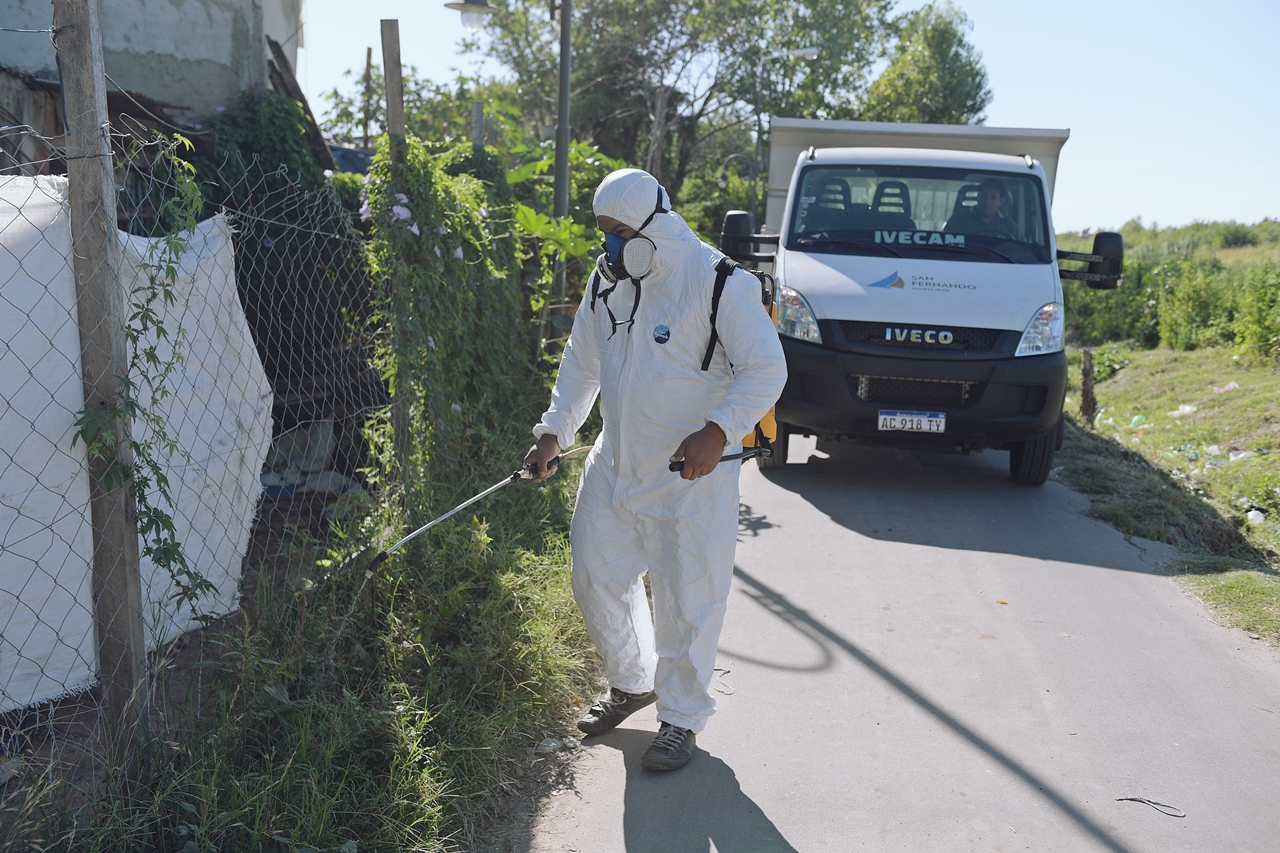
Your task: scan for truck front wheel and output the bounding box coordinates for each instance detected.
[757,424,790,470]
[1008,417,1062,485]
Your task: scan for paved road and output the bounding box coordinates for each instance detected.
[526,439,1280,853]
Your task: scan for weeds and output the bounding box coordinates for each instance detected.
[1059,344,1280,646]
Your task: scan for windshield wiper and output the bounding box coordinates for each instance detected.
[795,236,903,258]
[925,242,1019,264]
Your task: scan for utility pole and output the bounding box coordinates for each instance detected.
[51,0,146,779]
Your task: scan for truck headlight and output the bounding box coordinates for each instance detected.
[1015,302,1064,356]
[777,285,822,343]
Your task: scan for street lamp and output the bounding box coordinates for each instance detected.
[721,155,747,192]
[444,0,500,33]
[752,45,819,232]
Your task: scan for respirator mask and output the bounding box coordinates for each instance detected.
[594,189,666,285]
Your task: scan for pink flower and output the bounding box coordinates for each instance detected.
[454,247,464,259]
[359,202,371,222]
[451,403,462,413]
[409,222,420,236]
[323,169,334,178]
[479,207,488,217]
[434,245,441,257]
[391,205,411,220]
[427,335,436,349]
[438,225,446,235]
[395,193,409,204]
[362,173,371,184]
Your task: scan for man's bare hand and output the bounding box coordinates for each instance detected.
[670,422,727,481]
[523,434,561,483]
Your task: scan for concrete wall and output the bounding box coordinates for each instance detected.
[0,0,302,120]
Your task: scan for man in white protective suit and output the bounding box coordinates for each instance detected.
[524,169,787,771]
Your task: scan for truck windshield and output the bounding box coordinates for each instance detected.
[786,165,1051,264]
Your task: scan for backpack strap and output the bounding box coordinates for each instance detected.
[701,257,739,371]
[588,270,602,311]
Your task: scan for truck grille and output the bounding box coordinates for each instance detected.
[839,321,1003,352]
[854,375,978,408]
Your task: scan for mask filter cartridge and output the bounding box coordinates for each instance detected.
[601,231,656,282]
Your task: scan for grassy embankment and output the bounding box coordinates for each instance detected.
[1055,218,1280,645]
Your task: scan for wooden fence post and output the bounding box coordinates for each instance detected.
[380,20,412,476]
[51,0,147,778]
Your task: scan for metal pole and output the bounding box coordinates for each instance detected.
[553,0,572,298]
[750,54,763,235]
[362,46,373,149]
[52,0,146,779]
[471,100,484,147]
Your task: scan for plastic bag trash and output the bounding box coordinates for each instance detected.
[1130,415,1147,426]
[1229,450,1254,462]
[1167,404,1198,418]
[0,757,21,785]
[533,737,565,754]
[1205,445,1222,456]
[1213,381,1240,393]
[1247,509,1267,525]
[563,736,580,750]
[1186,450,1202,461]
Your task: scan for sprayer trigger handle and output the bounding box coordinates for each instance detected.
[521,454,562,480]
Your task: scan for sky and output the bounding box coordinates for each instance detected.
[296,0,1280,232]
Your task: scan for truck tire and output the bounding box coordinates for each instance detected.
[757,424,789,470]
[1008,417,1062,485]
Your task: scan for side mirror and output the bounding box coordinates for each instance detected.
[720,210,778,268]
[1057,231,1123,290]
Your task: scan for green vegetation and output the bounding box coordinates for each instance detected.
[861,3,992,124]
[1060,218,1280,356]
[3,106,600,850]
[1055,217,1280,646]
[1058,345,1279,644]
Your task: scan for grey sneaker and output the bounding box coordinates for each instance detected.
[577,688,657,735]
[640,722,696,771]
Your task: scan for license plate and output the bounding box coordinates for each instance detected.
[878,411,946,433]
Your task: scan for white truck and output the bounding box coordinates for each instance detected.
[720,118,1122,484]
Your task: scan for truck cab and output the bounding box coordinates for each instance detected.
[740,119,1120,484]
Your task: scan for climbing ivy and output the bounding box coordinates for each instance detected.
[72,135,213,612]
[363,137,530,479]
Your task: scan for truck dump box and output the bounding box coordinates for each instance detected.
[765,118,1070,233]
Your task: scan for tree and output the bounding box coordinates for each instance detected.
[480,0,896,202]
[860,3,992,125]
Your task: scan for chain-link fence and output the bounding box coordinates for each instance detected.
[1,45,383,844]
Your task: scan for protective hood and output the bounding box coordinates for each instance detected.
[593,169,701,280]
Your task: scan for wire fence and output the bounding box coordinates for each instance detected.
[1,103,383,839]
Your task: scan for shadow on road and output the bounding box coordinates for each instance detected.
[730,564,1139,853]
[586,727,798,853]
[754,439,1164,574]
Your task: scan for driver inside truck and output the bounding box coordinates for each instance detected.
[945,177,1020,240]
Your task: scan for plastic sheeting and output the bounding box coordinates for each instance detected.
[0,176,272,712]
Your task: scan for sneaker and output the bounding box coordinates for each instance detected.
[577,688,658,735]
[640,722,696,771]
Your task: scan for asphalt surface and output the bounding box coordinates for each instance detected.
[525,438,1280,853]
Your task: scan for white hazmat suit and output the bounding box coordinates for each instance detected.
[534,170,787,731]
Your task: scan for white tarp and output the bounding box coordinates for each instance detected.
[0,176,272,713]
